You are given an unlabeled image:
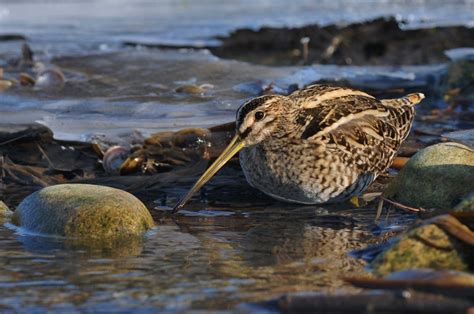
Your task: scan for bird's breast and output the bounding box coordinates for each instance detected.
[238,140,362,204]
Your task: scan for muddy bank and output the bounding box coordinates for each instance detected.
[211,18,474,66]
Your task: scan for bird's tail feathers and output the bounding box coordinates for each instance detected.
[381,93,425,106]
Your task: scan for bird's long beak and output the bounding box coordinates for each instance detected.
[172,134,245,213]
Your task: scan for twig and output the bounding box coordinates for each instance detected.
[322,35,343,60]
[0,133,29,146]
[300,37,310,64]
[385,206,391,221]
[0,155,4,188]
[381,197,425,213]
[375,198,384,221]
[36,143,54,168]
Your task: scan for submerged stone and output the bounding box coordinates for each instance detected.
[384,142,474,209]
[372,215,473,276]
[13,184,154,239]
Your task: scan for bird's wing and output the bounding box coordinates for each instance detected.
[292,86,422,144]
[292,89,422,171]
[290,84,375,109]
[287,84,423,174]
[297,95,385,141]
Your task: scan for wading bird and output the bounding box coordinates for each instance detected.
[173,84,424,212]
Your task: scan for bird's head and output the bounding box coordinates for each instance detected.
[236,95,289,145]
[172,94,291,212]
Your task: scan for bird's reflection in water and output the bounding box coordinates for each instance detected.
[172,204,372,294]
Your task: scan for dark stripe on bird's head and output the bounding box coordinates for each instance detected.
[240,128,251,138]
[236,95,274,128]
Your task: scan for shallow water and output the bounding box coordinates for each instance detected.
[0,0,472,312]
[0,148,418,312]
[0,48,448,142]
[0,203,413,312]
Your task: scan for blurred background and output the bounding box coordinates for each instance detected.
[0,0,472,142]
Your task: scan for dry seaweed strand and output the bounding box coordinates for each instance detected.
[344,276,474,298]
[1,157,50,187]
[432,215,474,246]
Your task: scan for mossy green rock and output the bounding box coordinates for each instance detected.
[385,142,474,209]
[372,217,472,276]
[13,184,154,239]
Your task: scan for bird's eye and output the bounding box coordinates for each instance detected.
[254,111,265,121]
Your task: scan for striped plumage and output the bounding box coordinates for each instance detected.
[173,84,424,211]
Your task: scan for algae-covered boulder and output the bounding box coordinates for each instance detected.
[13,184,154,239]
[384,142,474,209]
[372,215,473,276]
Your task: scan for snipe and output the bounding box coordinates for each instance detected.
[173,84,424,212]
